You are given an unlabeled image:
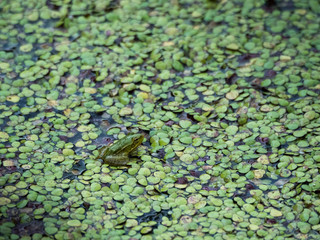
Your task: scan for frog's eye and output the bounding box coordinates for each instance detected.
[134,135,143,141]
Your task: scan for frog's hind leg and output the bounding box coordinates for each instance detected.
[110,165,131,169]
[103,153,130,166]
[96,145,110,160]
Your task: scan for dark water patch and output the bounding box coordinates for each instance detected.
[137,208,172,226]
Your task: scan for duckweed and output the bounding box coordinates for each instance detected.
[0,0,320,239]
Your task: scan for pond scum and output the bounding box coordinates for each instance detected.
[0,0,320,239]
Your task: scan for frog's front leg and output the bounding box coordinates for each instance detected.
[129,149,140,157]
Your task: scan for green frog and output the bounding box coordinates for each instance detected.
[96,133,144,166]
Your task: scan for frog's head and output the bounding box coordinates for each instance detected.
[128,133,144,149]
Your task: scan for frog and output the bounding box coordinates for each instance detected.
[96,133,144,166]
